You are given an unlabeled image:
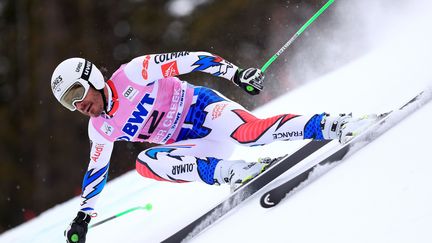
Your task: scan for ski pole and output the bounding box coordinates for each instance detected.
[89,203,153,229]
[245,0,335,93]
[261,0,335,73]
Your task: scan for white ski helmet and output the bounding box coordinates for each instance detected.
[51,58,105,111]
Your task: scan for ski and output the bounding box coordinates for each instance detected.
[162,139,331,243]
[260,87,432,208]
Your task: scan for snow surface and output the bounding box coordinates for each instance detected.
[2,0,432,242]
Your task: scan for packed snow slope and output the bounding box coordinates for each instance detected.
[2,1,432,243]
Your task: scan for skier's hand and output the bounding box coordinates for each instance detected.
[65,211,91,243]
[233,68,264,95]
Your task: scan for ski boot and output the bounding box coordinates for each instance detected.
[215,157,280,192]
[321,113,378,144]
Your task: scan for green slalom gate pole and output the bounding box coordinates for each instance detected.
[261,0,335,73]
[89,203,153,229]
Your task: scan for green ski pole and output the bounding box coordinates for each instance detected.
[244,0,335,94]
[261,0,335,72]
[89,203,153,229]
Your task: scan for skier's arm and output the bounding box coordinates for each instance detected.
[124,51,265,94]
[125,51,239,83]
[80,122,113,214]
[65,123,113,243]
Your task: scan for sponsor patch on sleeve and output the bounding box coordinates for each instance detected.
[161,61,180,78]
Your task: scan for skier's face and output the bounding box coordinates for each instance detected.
[74,86,104,117]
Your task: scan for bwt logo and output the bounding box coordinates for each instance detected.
[117,93,155,141]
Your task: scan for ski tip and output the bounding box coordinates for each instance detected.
[260,193,277,208]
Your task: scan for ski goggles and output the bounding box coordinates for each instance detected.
[60,79,90,111]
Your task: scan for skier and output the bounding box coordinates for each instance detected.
[52,51,374,243]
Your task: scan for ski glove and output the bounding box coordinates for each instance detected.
[233,68,265,95]
[65,211,91,243]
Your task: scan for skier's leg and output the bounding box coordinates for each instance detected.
[221,109,378,145]
[175,87,340,146]
[136,140,229,185]
[136,139,270,186]
[176,87,376,146]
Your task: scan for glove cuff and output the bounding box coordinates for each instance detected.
[75,211,91,224]
[232,68,243,86]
